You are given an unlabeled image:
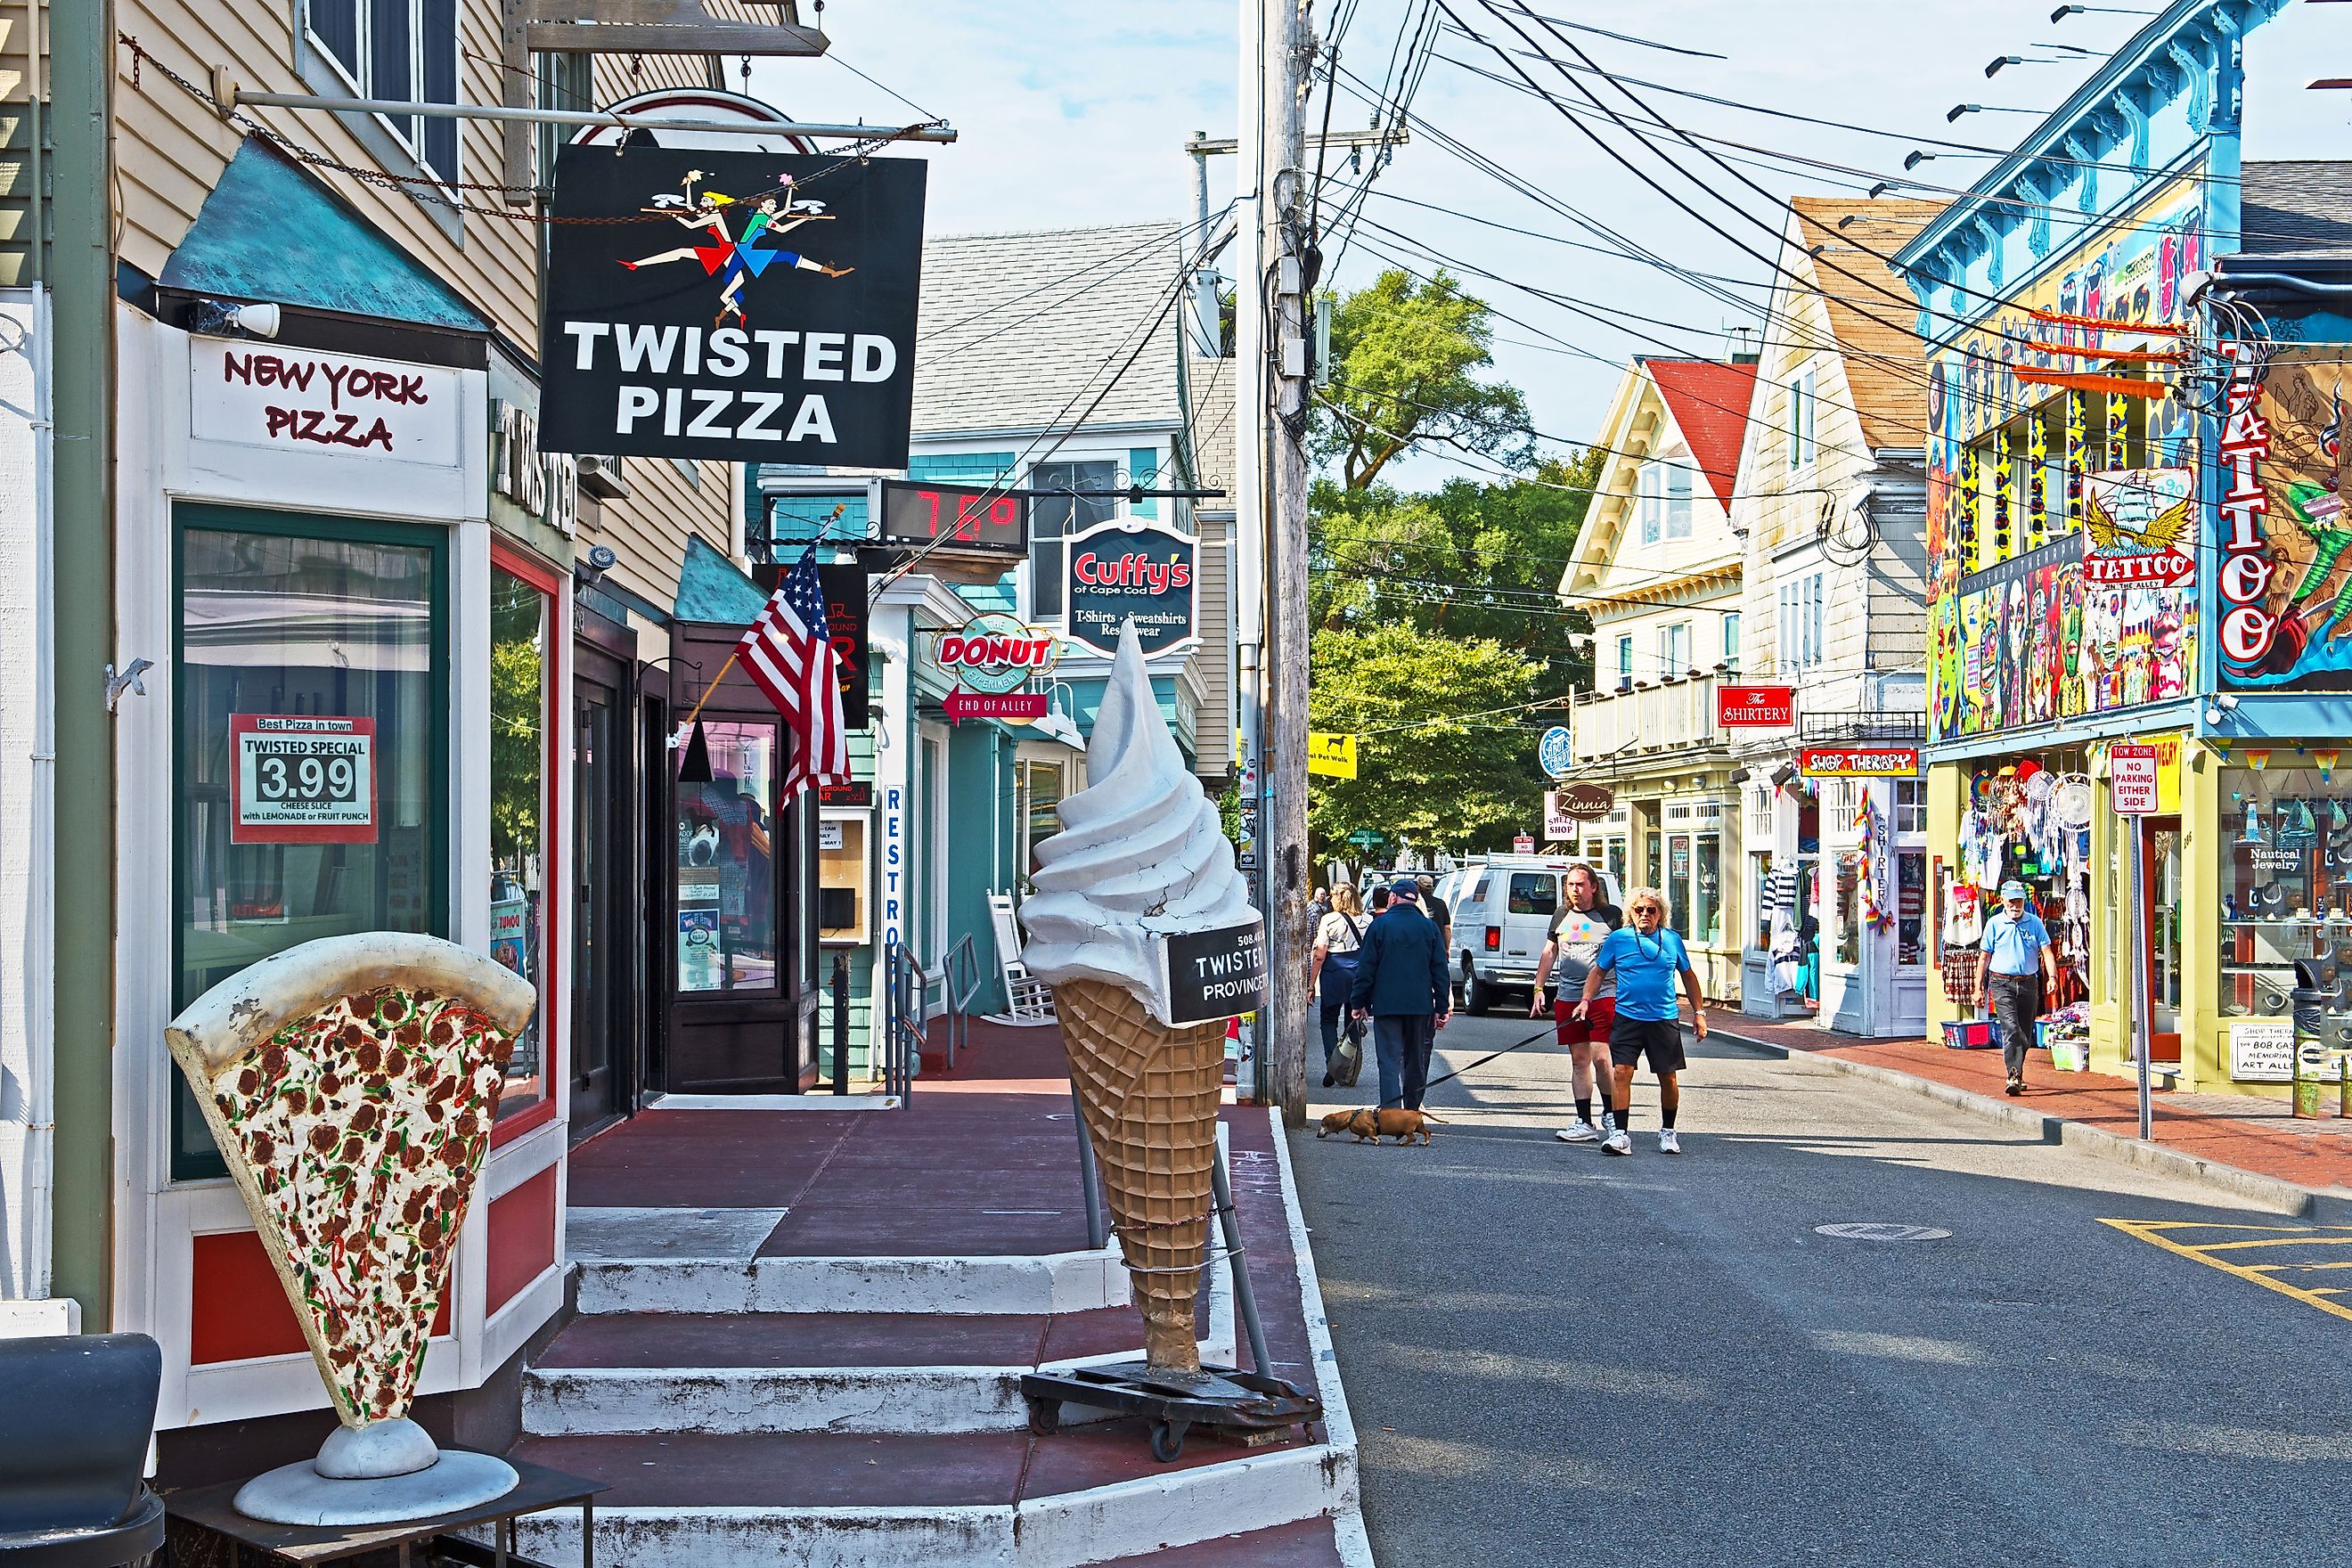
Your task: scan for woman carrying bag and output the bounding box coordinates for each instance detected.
[1312,883,1369,1088]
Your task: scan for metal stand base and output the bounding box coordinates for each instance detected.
[233,1449,519,1526]
[1020,1360,1322,1463]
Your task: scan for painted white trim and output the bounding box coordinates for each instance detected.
[1262,1104,1368,1553]
[573,1245,1131,1318]
[645,1092,901,1112]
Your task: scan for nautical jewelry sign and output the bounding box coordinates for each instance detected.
[540,146,927,468]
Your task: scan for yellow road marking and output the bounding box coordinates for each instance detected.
[2193,1236,2352,1253]
[2100,1218,2352,1326]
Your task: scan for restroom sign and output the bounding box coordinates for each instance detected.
[2111,743,2160,816]
[231,715,378,844]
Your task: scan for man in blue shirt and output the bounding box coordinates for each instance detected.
[1575,886,1708,1156]
[1975,879,2059,1097]
[1349,878,1452,1112]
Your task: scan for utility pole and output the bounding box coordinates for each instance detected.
[1261,0,1314,1128]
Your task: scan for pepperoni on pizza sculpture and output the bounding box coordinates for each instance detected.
[166,934,537,1439]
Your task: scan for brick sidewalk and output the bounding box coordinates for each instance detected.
[1711,1012,2352,1199]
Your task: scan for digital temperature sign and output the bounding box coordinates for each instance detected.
[878,479,1028,556]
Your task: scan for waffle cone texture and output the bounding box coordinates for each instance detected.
[1054,978,1224,1371]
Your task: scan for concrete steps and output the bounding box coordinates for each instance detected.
[508,1109,1360,1567]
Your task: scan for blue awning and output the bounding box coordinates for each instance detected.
[673,535,769,626]
[159,139,486,332]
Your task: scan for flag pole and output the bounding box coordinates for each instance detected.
[679,651,740,731]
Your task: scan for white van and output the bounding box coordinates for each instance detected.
[1450,855,1623,1014]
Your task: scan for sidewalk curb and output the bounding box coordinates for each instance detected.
[1707,1023,2352,1223]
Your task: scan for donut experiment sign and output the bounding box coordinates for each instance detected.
[1062,521,1198,657]
[539,146,927,469]
[937,613,1058,723]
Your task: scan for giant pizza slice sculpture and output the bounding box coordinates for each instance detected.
[166,932,537,1525]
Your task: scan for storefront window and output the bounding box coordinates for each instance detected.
[1898,851,1925,966]
[488,562,551,1122]
[174,514,445,1180]
[1645,830,1663,894]
[676,722,780,992]
[1693,833,1720,946]
[819,813,870,943]
[1834,858,1862,965]
[2217,764,2350,1018]
[1022,759,1065,878]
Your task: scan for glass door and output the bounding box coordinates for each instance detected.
[666,718,798,1092]
[2148,819,2184,1058]
[570,656,626,1138]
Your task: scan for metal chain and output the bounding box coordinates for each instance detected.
[118,30,929,225]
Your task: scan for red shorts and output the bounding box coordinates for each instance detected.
[1553,995,1616,1047]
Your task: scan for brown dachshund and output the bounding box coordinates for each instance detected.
[1315,1107,1443,1145]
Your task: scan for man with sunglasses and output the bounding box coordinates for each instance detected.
[1575,887,1708,1156]
[1531,862,1621,1143]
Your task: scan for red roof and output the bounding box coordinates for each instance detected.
[1643,358,1760,510]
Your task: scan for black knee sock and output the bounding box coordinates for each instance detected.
[1614,1091,1634,1132]
[1575,1096,1592,1125]
[1662,1099,1678,1131]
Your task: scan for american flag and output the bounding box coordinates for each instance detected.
[738,546,849,796]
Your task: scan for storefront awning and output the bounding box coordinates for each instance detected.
[673,536,770,626]
[158,139,488,333]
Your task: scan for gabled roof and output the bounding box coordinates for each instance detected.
[912,223,1188,437]
[1643,358,1759,509]
[1786,198,1947,451]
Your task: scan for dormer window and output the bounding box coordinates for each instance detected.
[1637,460,1694,544]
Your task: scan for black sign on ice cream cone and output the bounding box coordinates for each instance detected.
[1161,920,1267,1025]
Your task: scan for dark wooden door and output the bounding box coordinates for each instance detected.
[570,642,634,1139]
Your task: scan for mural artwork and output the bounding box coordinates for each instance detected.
[1926,172,2208,741]
[2220,347,2352,690]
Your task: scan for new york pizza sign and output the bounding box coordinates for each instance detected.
[540,146,927,469]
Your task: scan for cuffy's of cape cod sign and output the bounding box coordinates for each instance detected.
[539,146,927,470]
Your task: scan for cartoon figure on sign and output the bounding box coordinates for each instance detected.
[2151,602,2189,700]
[2060,568,2086,717]
[622,169,854,326]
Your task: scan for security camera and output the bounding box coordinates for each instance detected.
[188,298,281,339]
[2179,269,2216,310]
[575,543,618,590]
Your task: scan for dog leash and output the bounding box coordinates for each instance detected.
[1376,1024,1555,1108]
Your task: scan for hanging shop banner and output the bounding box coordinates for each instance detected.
[1538,724,1575,780]
[1716,683,1795,728]
[879,479,1027,556]
[2083,468,2194,587]
[230,715,377,845]
[2215,347,2352,690]
[1306,731,1359,780]
[1062,521,1197,657]
[1798,747,1920,779]
[1552,782,1616,821]
[935,612,1060,693]
[1543,793,1576,839]
[540,146,927,468]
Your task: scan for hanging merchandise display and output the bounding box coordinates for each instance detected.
[1948,751,2095,1007]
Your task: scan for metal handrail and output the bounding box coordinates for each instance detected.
[880,939,924,1103]
[940,932,983,1068]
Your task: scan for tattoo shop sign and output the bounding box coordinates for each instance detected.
[540,146,927,470]
[189,340,462,468]
[1062,521,1198,657]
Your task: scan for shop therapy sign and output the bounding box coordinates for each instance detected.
[540,146,927,469]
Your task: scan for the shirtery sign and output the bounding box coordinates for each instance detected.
[540,147,926,469]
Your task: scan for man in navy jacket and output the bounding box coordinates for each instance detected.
[1348,878,1452,1110]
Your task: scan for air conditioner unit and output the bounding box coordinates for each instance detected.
[576,453,629,501]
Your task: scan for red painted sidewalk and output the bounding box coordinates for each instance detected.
[1715,1013,2352,1198]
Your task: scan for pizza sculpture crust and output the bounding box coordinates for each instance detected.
[166,934,538,1429]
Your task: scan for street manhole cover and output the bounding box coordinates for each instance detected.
[1814,1222,1951,1242]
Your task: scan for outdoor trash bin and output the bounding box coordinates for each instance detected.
[0,1333,166,1565]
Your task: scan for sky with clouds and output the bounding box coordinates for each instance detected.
[758,1,2352,490]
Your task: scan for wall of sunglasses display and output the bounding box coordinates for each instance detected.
[2219,765,2352,1019]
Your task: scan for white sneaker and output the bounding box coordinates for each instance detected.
[1602,1128,1632,1156]
[1658,1130,1682,1155]
[1556,1121,1601,1143]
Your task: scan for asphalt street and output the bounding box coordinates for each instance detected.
[1292,1004,2352,1567]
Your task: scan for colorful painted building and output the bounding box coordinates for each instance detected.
[1901,0,2351,1097]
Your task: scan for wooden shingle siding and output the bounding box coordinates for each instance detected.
[110,0,756,599]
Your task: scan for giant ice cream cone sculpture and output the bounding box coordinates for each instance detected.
[1021,621,1263,1372]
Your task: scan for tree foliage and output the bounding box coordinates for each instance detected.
[1311,269,1536,491]
[1307,627,1548,856]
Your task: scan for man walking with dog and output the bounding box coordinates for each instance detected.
[1531,861,1622,1144]
[1349,878,1451,1113]
[1574,886,1707,1156]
